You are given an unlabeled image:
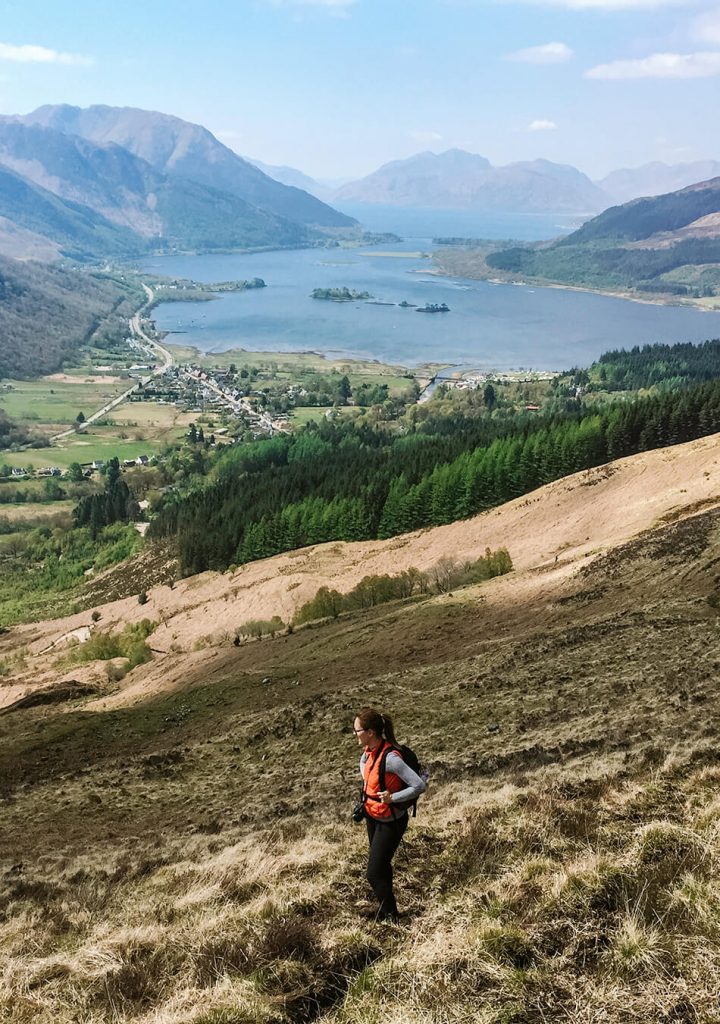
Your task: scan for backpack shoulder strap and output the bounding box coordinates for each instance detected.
[379,744,402,792]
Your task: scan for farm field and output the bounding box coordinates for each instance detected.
[2,434,161,471]
[2,402,195,472]
[0,377,128,432]
[104,401,197,441]
[0,500,75,522]
[287,406,333,427]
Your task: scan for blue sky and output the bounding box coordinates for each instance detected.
[0,0,718,179]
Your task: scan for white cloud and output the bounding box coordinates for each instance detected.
[586,50,720,78]
[0,42,93,66]
[408,130,444,143]
[527,119,558,130]
[506,41,573,63]
[692,8,720,43]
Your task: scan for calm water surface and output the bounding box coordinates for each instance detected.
[142,217,720,370]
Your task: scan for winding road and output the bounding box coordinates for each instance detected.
[51,286,174,442]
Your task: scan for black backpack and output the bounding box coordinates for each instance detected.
[379,743,428,818]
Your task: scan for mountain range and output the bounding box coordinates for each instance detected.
[1,104,719,265]
[597,160,720,205]
[251,149,720,214]
[331,149,608,213]
[0,105,356,260]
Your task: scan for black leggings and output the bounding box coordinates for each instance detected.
[365,812,408,919]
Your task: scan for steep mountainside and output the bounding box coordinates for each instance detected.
[0,122,312,255]
[599,159,720,204]
[334,149,609,212]
[0,164,143,260]
[0,255,142,378]
[19,105,356,229]
[2,435,720,1023]
[5,429,719,702]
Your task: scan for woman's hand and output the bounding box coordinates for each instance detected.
[378,790,394,805]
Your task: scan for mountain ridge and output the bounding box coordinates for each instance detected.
[333,148,610,213]
[598,159,720,204]
[17,104,356,230]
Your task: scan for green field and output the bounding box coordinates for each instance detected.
[2,435,163,471]
[0,377,128,428]
[288,406,334,427]
[1,397,196,472]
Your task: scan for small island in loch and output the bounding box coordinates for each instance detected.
[416,302,450,313]
[311,287,372,302]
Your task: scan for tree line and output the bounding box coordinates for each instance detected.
[590,339,720,391]
[150,378,720,576]
[73,457,138,538]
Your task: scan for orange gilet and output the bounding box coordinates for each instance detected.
[362,741,406,820]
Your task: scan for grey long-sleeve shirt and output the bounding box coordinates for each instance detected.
[360,749,427,805]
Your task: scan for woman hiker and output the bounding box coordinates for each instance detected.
[353,707,427,923]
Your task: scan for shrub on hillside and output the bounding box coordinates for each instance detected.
[293,548,512,625]
[235,616,285,640]
[61,619,156,669]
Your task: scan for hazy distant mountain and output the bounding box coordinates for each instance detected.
[0,121,313,257]
[19,105,356,229]
[335,150,491,206]
[598,161,720,204]
[334,149,609,213]
[248,158,333,202]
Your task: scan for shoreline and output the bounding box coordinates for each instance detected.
[425,263,720,313]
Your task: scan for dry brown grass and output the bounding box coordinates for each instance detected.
[2,440,720,1022]
[4,749,720,1022]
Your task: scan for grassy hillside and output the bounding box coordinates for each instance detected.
[1,487,720,1022]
